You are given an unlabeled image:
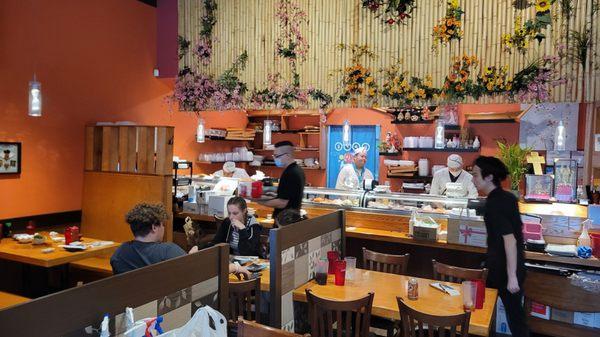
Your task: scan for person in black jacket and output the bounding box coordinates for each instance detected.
[212,196,262,257]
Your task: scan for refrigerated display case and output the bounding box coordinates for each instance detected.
[302,187,478,219]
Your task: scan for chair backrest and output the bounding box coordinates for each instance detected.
[229,277,261,323]
[306,289,374,337]
[362,247,409,275]
[397,297,471,337]
[432,260,488,283]
[237,318,308,337]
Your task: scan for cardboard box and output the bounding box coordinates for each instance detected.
[447,217,487,247]
[208,195,233,218]
[530,301,550,320]
[573,312,600,328]
[551,308,574,324]
[182,201,201,214]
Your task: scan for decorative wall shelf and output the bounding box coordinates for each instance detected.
[391,120,434,125]
[379,152,401,156]
[403,148,479,153]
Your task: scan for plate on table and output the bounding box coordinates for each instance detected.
[232,256,258,265]
[59,244,87,252]
[246,263,268,273]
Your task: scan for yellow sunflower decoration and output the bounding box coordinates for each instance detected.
[535,0,551,13]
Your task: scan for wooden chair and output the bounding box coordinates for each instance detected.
[306,289,374,337]
[431,260,488,283]
[362,247,410,275]
[524,271,600,337]
[237,318,309,337]
[229,277,261,323]
[397,297,471,337]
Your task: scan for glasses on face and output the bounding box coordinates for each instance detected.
[273,152,287,159]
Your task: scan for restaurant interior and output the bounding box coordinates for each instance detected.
[1,0,600,336]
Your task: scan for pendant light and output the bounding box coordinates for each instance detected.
[263,120,273,146]
[342,119,351,148]
[28,74,42,117]
[554,121,566,151]
[434,120,445,149]
[196,118,205,143]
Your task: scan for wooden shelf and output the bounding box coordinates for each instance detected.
[206,136,252,141]
[379,152,401,156]
[196,161,252,165]
[253,164,322,170]
[255,130,320,135]
[403,148,479,153]
[253,147,319,152]
[391,120,434,125]
[246,109,321,117]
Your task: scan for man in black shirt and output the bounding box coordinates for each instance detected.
[111,203,186,274]
[259,141,305,218]
[472,156,529,337]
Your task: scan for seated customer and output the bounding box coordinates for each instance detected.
[111,203,185,274]
[212,197,262,256]
[112,203,251,277]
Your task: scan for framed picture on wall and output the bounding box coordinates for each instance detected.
[0,142,21,174]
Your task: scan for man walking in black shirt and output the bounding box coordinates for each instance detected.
[259,141,305,219]
[472,156,529,337]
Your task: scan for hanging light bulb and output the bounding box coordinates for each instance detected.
[342,120,351,147]
[263,120,273,146]
[28,75,42,117]
[434,120,445,149]
[554,121,566,151]
[196,118,205,143]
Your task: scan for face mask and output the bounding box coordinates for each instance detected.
[275,158,284,167]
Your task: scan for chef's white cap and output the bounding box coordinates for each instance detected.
[447,154,463,169]
[223,161,236,173]
[353,146,367,156]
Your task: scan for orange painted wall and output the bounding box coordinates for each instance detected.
[0,0,521,219]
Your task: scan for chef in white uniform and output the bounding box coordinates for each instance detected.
[335,147,375,190]
[213,161,250,179]
[430,154,478,198]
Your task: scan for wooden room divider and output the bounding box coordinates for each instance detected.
[0,244,230,337]
[82,125,174,242]
[268,210,346,330]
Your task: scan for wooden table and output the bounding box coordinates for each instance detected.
[293,269,497,337]
[229,259,271,292]
[0,291,29,310]
[0,233,119,268]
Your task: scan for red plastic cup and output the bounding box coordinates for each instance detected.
[473,279,485,309]
[334,260,347,286]
[327,251,340,274]
[591,233,600,258]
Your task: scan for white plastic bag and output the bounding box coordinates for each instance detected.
[157,306,227,337]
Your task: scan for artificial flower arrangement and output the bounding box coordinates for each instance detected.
[508,55,565,102]
[502,0,554,54]
[380,62,440,106]
[250,0,332,110]
[362,0,417,25]
[432,0,464,51]
[195,0,217,65]
[441,55,479,101]
[167,51,249,112]
[477,65,512,95]
[335,44,378,105]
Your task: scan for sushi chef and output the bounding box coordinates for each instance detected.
[335,146,375,190]
[213,161,250,179]
[430,154,478,198]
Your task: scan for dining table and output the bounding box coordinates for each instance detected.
[292,268,498,337]
[0,232,119,268]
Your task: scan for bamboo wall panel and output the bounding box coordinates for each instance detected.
[179,0,600,105]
